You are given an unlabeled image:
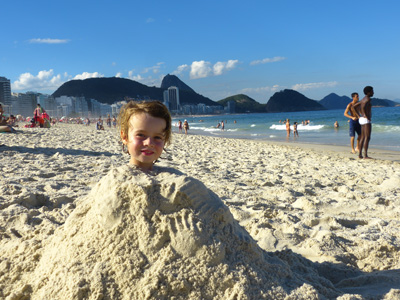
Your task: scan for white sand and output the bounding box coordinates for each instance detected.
[1,123,400,299]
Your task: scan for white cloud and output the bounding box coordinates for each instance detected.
[115,72,122,78]
[143,62,164,74]
[127,71,163,87]
[128,72,144,81]
[241,85,281,94]
[12,69,66,91]
[213,60,239,76]
[190,61,213,79]
[291,81,338,91]
[73,72,104,80]
[171,64,189,75]
[29,38,69,44]
[12,70,108,92]
[250,56,286,66]
[190,60,239,79]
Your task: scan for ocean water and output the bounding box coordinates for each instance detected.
[172,106,400,152]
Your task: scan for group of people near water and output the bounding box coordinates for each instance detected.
[343,86,374,159]
[1,103,51,132]
[0,103,18,133]
[283,86,374,159]
[177,119,189,135]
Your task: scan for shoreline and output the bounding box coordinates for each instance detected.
[181,129,400,163]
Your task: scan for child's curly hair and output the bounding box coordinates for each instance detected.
[118,100,172,146]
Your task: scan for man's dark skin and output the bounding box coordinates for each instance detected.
[355,86,374,159]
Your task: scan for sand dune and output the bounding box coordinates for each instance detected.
[1,124,400,299]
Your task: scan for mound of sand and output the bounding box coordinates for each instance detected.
[7,165,339,299]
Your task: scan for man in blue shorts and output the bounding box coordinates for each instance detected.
[344,92,361,154]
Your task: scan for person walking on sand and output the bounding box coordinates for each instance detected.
[183,119,189,135]
[286,119,291,137]
[344,92,361,154]
[293,122,299,137]
[33,104,43,127]
[178,120,182,134]
[355,86,374,159]
[106,114,112,128]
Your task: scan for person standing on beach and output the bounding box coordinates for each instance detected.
[286,119,291,137]
[178,120,182,134]
[293,122,299,137]
[355,86,374,159]
[33,104,43,127]
[106,114,112,128]
[344,92,361,154]
[183,119,189,135]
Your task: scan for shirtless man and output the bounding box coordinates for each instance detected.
[344,92,361,154]
[355,86,374,159]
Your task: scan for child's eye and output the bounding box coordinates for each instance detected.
[154,135,164,140]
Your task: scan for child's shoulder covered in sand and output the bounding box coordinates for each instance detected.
[95,164,185,186]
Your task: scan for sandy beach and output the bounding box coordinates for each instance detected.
[1,123,400,299]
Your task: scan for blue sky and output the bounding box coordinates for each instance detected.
[1,0,400,103]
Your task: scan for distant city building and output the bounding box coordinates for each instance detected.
[111,101,127,117]
[167,86,180,113]
[1,74,230,118]
[197,103,206,114]
[73,96,89,117]
[163,90,169,109]
[37,94,56,116]
[87,98,102,118]
[11,92,38,118]
[227,100,235,113]
[0,76,12,114]
[100,103,112,117]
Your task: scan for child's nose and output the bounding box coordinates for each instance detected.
[143,137,154,146]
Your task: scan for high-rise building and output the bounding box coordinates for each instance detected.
[163,90,169,109]
[167,86,180,112]
[37,94,57,116]
[0,76,12,113]
[11,92,38,117]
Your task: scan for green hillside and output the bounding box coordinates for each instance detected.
[218,94,266,113]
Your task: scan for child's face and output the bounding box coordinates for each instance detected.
[121,112,166,171]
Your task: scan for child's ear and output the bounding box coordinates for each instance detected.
[121,130,128,144]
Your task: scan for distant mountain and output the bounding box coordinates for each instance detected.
[371,98,399,107]
[160,75,217,106]
[218,94,266,113]
[161,74,195,93]
[318,93,399,110]
[319,93,351,110]
[265,89,325,112]
[52,76,399,113]
[52,76,218,106]
[52,77,162,104]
